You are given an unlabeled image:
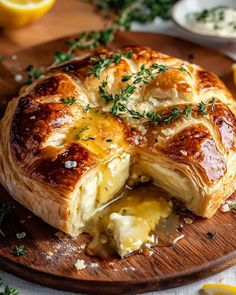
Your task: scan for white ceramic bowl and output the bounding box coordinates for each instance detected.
[171,0,236,42]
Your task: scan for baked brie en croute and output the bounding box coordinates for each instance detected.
[0,46,236,256]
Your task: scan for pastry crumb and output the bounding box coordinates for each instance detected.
[183,217,193,224]
[46,251,54,257]
[75,259,86,270]
[80,243,86,250]
[89,262,100,268]
[220,203,230,212]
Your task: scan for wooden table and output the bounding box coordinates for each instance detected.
[0,0,105,55]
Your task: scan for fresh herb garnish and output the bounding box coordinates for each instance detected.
[105,138,113,142]
[197,101,208,115]
[51,1,149,66]
[75,126,90,140]
[122,50,133,58]
[88,50,134,78]
[54,51,73,64]
[99,75,216,125]
[83,104,91,113]
[60,97,76,106]
[25,65,44,85]
[12,245,27,257]
[230,203,236,211]
[88,53,121,78]
[0,285,19,295]
[99,63,180,110]
[92,0,176,25]
[121,63,191,84]
[207,231,216,240]
[0,56,5,62]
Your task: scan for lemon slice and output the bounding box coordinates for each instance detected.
[202,284,236,295]
[0,0,56,29]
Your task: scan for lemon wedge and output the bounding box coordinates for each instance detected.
[202,284,236,295]
[0,0,56,29]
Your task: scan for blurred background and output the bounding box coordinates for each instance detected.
[0,0,235,59]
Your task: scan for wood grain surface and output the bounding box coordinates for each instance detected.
[0,32,236,295]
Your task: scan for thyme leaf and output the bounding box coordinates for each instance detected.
[60,97,76,106]
[25,65,44,85]
[12,245,27,257]
[88,53,121,78]
[0,285,19,295]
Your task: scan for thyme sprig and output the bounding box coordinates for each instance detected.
[99,72,216,125]
[25,65,44,85]
[88,50,133,78]
[24,0,176,84]
[121,63,191,84]
[53,0,143,66]
[88,53,122,78]
[99,62,193,120]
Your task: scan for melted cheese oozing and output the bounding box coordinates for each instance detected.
[65,108,129,159]
[64,108,133,229]
[86,183,182,258]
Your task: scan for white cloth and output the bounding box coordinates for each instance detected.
[1,19,236,295]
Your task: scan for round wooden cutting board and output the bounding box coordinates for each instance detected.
[0,32,236,295]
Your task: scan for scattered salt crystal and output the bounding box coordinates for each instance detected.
[16,232,26,239]
[14,74,23,82]
[89,262,100,268]
[180,150,188,156]
[80,243,86,250]
[183,217,193,224]
[64,160,77,169]
[75,259,86,270]
[46,251,54,257]
[220,203,230,212]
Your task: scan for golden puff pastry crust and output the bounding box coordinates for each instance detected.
[0,46,236,236]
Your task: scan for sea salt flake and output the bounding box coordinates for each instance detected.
[75,259,86,270]
[220,203,230,212]
[64,160,77,169]
[16,232,26,239]
[14,74,23,82]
